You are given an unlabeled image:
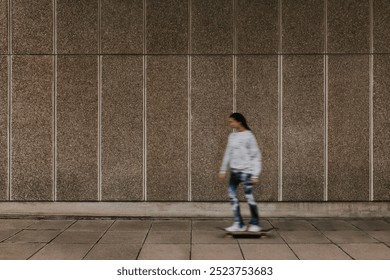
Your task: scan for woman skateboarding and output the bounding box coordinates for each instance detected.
[218,113,262,232]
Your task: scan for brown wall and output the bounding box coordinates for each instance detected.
[0,0,389,202]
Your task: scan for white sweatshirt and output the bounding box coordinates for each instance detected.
[219,130,262,179]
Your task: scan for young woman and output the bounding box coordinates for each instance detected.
[218,113,262,232]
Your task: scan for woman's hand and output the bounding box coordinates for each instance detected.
[218,173,226,182]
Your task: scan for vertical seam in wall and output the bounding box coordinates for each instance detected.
[143,0,147,201]
[98,0,102,201]
[53,0,57,201]
[324,0,328,201]
[369,0,374,201]
[8,0,12,200]
[188,0,192,201]
[233,0,236,113]
[278,0,283,201]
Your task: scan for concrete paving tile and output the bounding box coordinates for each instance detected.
[84,244,141,260]
[30,243,93,260]
[27,220,75,230]
[192,231,238,244]
[98,231,146,244]
[240,244,298,260]
[237,230,286,244]
[150,220,191,231]
[51,231,104,244]
[145,231,190,244]
[322,231,379,244]
[289,244,352,260]
[5,230,61,243]
[0,243,46,260]
[109,220,151,231]
[338,243,390,260]
[278,230,331,244]
[366,231,390,242]
[0,219,36,229]
[349,220,390,231]
[0,229,21,242]
[309,219,358,231]
[67,220,114,231]
[138,244,190,260]
[191,244,243,260]
[268,219,317,231]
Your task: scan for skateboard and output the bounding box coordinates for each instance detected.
[217,227,275,239]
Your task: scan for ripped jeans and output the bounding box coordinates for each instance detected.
[228,171,259,227]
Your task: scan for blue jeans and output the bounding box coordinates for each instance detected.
[228,171,259,227]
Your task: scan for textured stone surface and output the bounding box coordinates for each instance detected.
[282,56,324,201]
[338,243,390,260]
[138,244,190,260]
[278,230,330,243]
[85,244,141,260]
[67,220,113,231]
[145,231,190,244]
[31,243,93,260]
[289,244,351,260]
[328,56,369,201]
[52,231,103,244]
[109,220,151,231]
[327,0,369,53]
[373,55,390,201]
[191,56,233,201]
[11,56,53,201]
[5,230,61,243]
[237,0,278,54]
[101,0,143,54]
[269,219,317,231]
[191,244,243,260]
[192,0,233,54]
[374,1,390,53]
[57,56,98,201]
[0,243,45,260]
[236,56,278,201]
[146,0,188,54]
[240,244,298,260]
[322,230,377,244]
[57,0,98,54]
[146,56,188,201]
[0,56,7,200]
[282,0,324,53]
[101,56,143,201]
[0,0,7,54]
[98,231,146,244]
[12,0,53,54]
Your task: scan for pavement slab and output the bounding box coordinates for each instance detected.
[278,230,331,244]
[0,243,46,260]
[150,220,191,231]
[289,244,352,260]
[138,244,190,260]
[29,243,94,260]
[349,220,390,231]
[268,219,317,231]
[98,231,147,244]
[109,220,151,231]
[67,220,114,231]
[365,231,390,243]
[192,230,238,244]
[51,231,104,244]
[27,220,75,230]
[338,243,390,260]
[191,244,243,260]
[4,230,61,243]
[0,229,21,242]
[240,244,298,260]
[145,231,190,244]
[84,244,142,260]
[0,219,36,229]
[309,219,358,231]
[322,230,379,244]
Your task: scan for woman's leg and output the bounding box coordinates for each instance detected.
[241,173,260,226]
[228,171,244,227]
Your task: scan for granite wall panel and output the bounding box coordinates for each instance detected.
[101,0,143,54]
[101,56,143,201]
[12,0,53,54]
[11,56,53,201]
[192,0,233,54]
[191,56,232,201]
[373,55,390,201]
[327,0,369,54]
[146,56,188,201]
[373,0,390,53]
[57,56,98,201]
[236,0,278,54]
[236,56,278,201]
[146,0,188,54]
[282,0,324,54]
[0,0,8,54]
[328,55,369,201]
[0,56,8,200]
[282,56,324,201]
[57,0,98,54]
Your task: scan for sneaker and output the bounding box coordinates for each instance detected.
[248,224,262,232]
[225,222,247,232]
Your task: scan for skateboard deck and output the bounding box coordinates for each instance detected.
[218,227,275,239]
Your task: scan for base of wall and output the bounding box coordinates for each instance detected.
[0,202,389,218]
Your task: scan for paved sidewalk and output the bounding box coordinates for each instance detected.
[0,218,389,260]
